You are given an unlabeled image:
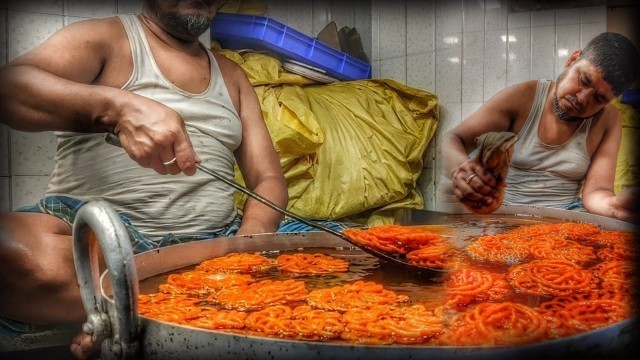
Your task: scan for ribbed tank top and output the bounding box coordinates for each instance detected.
[46,15,243,240]
[503,79,592,207]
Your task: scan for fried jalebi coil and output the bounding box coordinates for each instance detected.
[554,222,601,242]
[507,259,597,296]
[465,234,529,265]
[406,243,465,270]
[525,235,597,265]
[185,308,247,330]
[591,260,636,298]
[439,302,548,346]
[196,252,276,273]
[597,242,636,262]
[537,295,629,337]
[443,269,511,309]
[343,225,444,255]
[341,305,443,344]
[306,281,409,311]
[583,229,634,247]
[158,271,254,296]
[276,253,349,274]
[243,305,344,341]
[212,279,307,311]
[138,293,202,323]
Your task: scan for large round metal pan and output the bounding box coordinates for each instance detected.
[73,201,638,360]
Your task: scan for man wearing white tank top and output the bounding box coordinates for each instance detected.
[0,0,296,357]
[443,32,639,224]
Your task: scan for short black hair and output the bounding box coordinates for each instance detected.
[581,32,639,96]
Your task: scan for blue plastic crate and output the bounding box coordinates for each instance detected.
[210,13,371,81]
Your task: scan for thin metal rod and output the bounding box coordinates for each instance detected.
[195,164,347,240]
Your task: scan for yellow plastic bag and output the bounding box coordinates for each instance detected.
[218,49,438,225]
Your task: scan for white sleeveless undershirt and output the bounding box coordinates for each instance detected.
[46,14,243,240]
[503,79,592,207]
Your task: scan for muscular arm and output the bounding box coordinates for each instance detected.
[581,107,634,222]
[442,82,529,206]
[231,63,288,234]
[0,18,198,175]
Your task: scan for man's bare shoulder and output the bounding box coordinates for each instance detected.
[212,52,247,81]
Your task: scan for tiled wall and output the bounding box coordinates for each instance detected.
[0,0,605,212]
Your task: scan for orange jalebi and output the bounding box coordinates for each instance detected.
[306,281,408,311]
[507,259,597,296]
[276,253,349,274]
[196,252,276,273]
[439,302,548,346]
[406,242,465,270]
[525,235,597,265]
[243,305,344,341]
[138,293,202,323]
[158,271,254,296]
[341,305,442,344]
[212,279,308,311]
[443,269,511,308]
[465,234,529,265]
[343,225,444,255]
[185,308,247,330]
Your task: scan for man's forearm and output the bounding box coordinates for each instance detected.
[0,65,118,133]
[236,177,288,235]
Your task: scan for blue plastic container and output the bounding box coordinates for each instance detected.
[210,13,371,81]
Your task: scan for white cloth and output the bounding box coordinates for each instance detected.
[46,14,243,239]
[504,79,592,208]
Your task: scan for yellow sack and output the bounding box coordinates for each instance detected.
[218,49,438,225]
[611,81,639,194]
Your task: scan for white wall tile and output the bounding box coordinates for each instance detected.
[378,2,405,59]
[10,130,56,176]
[286,1,313,36]
[328,1,354,31]
[531,9,554,27]
[116,0,142,15]
[379,57,406,84]
[462,31,484,102]
[531,25,555,81]
[462,0,484,33]
[435,47,462,103]
[0,125,9,175]
[353,1,371,62]
[555,24,579,78]
[64,15,87,26]
[417,165,436,210]
[0,9,6,65]
[580,22,605,49]
[64,0,115,18]
[507,27,531,86]
[7,11,63,61]
[508,11,530,29]
[371,59,379,78]
[370,0,379,61]
[311,0,330,36]
[484,0,507,30]
[407,52,435,92]
[555,8,580,25]
[407,0,434,55]
[8,0,63,15]
[264,0,288,23]
[580,6,606,24]
[0,177,9,211]
[483,29,507,101]
[435,0,462,50]
[462,101,483,120]
[11,175,49,209]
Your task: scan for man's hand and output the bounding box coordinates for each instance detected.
[450,158,503,210]
[111,92,200,176]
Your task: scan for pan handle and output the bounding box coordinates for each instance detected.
[73,200,140,359]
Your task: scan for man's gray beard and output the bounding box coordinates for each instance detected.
[165,13,210,38]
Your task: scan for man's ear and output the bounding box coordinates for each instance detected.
[564,49,582,68]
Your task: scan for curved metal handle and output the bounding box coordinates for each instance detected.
[73,200,140,359]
